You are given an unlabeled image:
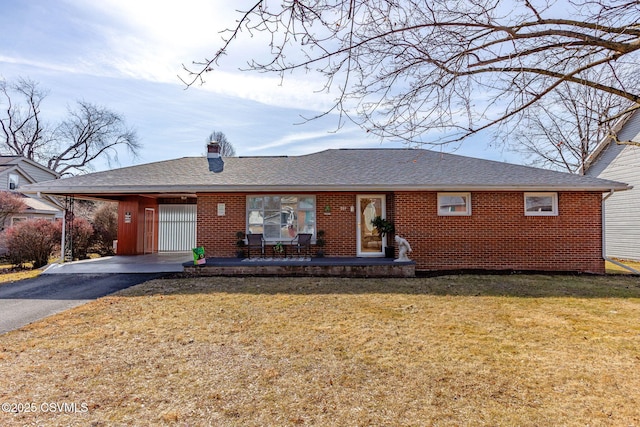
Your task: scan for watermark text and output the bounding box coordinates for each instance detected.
[1,402,88,414]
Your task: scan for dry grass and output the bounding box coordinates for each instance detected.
[1,274,640,426]
[0,263,40,284]
[606,259,640,274]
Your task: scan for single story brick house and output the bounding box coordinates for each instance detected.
[23,144,630,274]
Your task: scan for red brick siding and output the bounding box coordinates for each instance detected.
[394,191,604,273]
[194,191,604,273]
[197,192,370,258]
[197,193,247,257]
[305,192,399,258]
[317,193,388,257]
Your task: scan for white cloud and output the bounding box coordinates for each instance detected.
[0,55,89,77]
[59,0,336,112]
[245,130,347,153]
[0,0,525,170]
[243,126,391,155]
[192,72,335,112]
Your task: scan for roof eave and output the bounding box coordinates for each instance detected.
[21,182,632,196]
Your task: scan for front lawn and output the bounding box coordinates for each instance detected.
[0,262,40,284]
[1,275,639,426]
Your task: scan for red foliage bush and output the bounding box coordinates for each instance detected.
[6,219,59,268]
[0,191,27,229]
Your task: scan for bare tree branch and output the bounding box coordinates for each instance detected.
[49,101,140,175]
[497,68,638,173]
[178,1,265,87]
[0,79,140,175]
[0,78,51,159]
[183,0,640,146]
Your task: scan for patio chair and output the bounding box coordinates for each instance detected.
[246,233,264,258]
[291,233,312,257]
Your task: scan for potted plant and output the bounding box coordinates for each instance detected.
[371,216,395,258]
[273,241,285,256]
[235,231,246,258]
[315,230,326,257]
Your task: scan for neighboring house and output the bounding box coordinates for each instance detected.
[0,156,62,229]
[584,108,640,261]
[23,144,630,274]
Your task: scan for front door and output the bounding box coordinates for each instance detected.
[144,208,155,254]
[356,195,386,257]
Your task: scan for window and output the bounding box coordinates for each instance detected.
[8,173,19,190]
[11,217,27,226]
[438,192,471,216]
[247,195,316,240]
[524,193,558,216]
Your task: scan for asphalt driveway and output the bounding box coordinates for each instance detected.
[0,273,164,334]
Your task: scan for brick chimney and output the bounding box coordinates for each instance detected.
[207,141,221,158]
[207,141,224,173]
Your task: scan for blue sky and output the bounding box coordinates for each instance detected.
[0,0,520,172]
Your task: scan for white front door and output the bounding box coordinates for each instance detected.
[356,195,386,257]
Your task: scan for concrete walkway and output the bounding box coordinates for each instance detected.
[42,252,192,274]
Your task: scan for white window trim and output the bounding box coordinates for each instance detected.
[11,216,27,226]
[437,192,471,216]
[8,173,19,190]
[524,192,558,216]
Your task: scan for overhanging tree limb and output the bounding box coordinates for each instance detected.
[183,0,640,145]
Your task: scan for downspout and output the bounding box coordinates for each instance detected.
[602,190,640,274]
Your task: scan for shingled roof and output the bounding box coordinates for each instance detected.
[21,148,630,196]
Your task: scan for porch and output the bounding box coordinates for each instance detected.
[42,253,414,277]
[184,256,416,278]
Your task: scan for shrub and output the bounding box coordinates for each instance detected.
[91,203,117,255]
[54,217,95,260]
[6,219,59,268]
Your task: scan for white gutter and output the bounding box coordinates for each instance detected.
[602,190,640,274]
